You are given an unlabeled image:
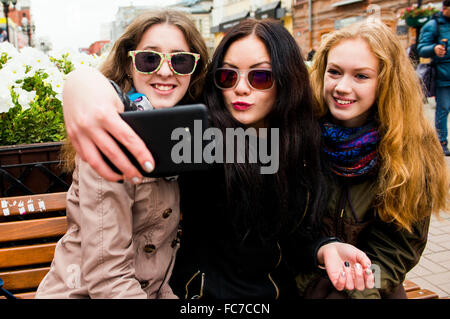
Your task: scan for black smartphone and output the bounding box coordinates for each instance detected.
[102,104,211,178]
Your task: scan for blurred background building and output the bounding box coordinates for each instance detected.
[1,0,35,49]
[210,0,293,46]
[1,0,443,60]
[293,0,443,59]
[105,0,214,55]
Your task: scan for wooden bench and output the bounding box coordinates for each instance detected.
[404,280,440,299]
[0,193,444,300]
[0,192,67,299]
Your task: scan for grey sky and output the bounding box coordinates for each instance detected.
[31,0,176,51]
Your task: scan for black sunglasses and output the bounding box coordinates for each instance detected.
[128,50,200,75]
[214,68,274,90]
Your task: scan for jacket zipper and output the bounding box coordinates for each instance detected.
[345,186,360,223]
[336,188,347,239]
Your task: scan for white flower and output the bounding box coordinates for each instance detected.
[19,47,53,72]
[0,41,20,64]
[43,66,65,94]
[0,45,101,117]
[70,52,96,69]
[90,53,108,69]
[14,87,36,111]
[0,58,27,83]
[0,85,13,113]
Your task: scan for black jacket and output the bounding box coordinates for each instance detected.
[170,165,321,299]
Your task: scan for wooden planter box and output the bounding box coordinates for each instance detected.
[0,142,72,197]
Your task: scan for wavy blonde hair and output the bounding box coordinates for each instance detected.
[61,9,209,172]
[310,20,450,231]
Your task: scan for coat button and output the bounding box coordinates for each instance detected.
[144,244,156,254]
[140,280,149,289]
[162,208,172,218]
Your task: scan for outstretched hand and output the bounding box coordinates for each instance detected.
[63,67,155,183]
[317,242,375,291]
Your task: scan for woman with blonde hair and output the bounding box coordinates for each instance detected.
[36,9,208,298]
[297,20,449,298]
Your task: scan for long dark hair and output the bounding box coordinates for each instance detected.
[204,19,326,242]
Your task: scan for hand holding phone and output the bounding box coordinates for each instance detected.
[102,104,211,178]
[442,38,448,52]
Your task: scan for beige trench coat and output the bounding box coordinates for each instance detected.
[36,156,180,299]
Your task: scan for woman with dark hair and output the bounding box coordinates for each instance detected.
[169,19,373,299]
[169,19,327,299]
[59,18,375,299]
[205,19,323,238]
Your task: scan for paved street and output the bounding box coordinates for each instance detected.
[404,98,450,298]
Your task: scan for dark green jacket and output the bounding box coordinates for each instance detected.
[296,175,430,298]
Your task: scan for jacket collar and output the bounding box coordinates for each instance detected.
[437,11,450,23]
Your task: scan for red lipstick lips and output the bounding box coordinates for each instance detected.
[232,101,252,111]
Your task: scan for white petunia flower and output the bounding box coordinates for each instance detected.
[70,52,94,69]
[0,41,20,65]
[0,58,27,82]
[91,53,109,69]
[0,85,13,113]
[14,87,36,111]
[43,66,65,94]
[19,47,53,72]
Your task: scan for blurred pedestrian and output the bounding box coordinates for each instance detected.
[418,0,450,156]
[0,28,7,42]
[406,38,419,68]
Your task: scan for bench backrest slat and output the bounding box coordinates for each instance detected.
[0,267,50,291]
[0,243,57,268]
[0,217,67,243]
[0,191,68,298]
[0,192,66,216]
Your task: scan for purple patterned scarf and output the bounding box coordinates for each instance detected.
[321,121,380,178]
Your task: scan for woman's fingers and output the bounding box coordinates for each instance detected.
[73,112,147,182]
[355,250,372,271]
[334,262,369,291]
[78,136,124,181]
[364,266,375,289]
[332,267,347,291]
[331,262,376,292]
[102,112,155,180]
[343,262,354,290]
[354,250,373,290]
[353,263,365,291]
[322,242,376,291]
